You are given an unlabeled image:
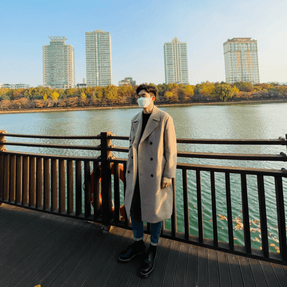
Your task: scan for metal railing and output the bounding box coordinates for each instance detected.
[0,130,286,265]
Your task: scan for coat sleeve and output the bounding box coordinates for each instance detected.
[163,116,177,178]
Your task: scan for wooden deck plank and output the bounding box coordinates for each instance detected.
[217,251,232,287]
[0,204,286,287]
[5,216,72,287]
[271,263,287,287]
[160,240,180,287]
[249,258,268,287]
[84,228,127,287]
[173,243,189,287]
[237,256,256,287]
[197,244,209,287]
[260,261,281,287]
[39,224,98,286]
[60,226,122,287]
[0,214,56,284]
[49,224,104,287]
[227,253,244,287]
[186,242,198,286]
[92,229,135,287]
[69,227,126,287]
[207,248,220,287]
[0,207,37,247]
[15,219,86,287]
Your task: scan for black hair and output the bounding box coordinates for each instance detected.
[136,84,157,97]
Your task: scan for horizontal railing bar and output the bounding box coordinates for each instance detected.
[108,135,128,140]
[108,135,287,145]
[4,142,101,150]
[176,151,287,161]
[2,152,285,177]
[3,133,101,140]
[176,139,287,145]
[109,158,127,163]
[109,147,287,161]
[176,163,287,176]
[1,151,101,161]
[108,147,129,152]
[109,158,286,176]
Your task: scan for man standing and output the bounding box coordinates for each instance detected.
[118,84,177,278]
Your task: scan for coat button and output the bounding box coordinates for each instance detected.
[128,171,130,173]
[151,174,153,177]
[150,158,153,161]
[150,142,152,145]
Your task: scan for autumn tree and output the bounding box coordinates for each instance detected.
[117,85,133,104]
[234,82,254,92]
[214,84,239,101]
[199,82,215,96]
[51,91,60,101]
[104,85,118,103]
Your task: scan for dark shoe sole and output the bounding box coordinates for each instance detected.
[139,263,155,278]
[118,251,145,262]
[139,253,157,277]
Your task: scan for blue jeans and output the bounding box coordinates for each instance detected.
[131,215,162,246]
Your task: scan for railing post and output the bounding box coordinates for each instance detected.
[0,130,7,206]
[100,131,113,233]
[0,130,7,152]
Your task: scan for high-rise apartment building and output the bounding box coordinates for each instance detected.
[164,37,189,85]
[223,38,259,84]
[85,30,112,87]
[43,36,75,89]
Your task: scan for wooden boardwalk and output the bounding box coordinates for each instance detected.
[0,204,286,287]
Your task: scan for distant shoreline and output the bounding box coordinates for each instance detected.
[1,99,287,115]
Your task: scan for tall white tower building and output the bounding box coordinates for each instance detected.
[85,30,112,87]
[43,36,75,89]
[164,37,189,85]
[223,38,260,84]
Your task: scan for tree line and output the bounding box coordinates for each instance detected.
[0,82,287,111]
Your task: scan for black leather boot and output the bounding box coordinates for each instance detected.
[118,240,145,262]
[139,246,157,278]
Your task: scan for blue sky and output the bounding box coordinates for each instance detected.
[0,0,286,87]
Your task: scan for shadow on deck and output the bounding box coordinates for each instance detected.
[0,204,286,287]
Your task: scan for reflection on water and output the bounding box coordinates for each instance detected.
[1,103,287,251]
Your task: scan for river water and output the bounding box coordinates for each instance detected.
[1,103,287,251]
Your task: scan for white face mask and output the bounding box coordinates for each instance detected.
[137,97,151,108]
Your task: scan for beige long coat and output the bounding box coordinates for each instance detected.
[124,105,177,223]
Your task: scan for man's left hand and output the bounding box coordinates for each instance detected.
[161,177,172,189]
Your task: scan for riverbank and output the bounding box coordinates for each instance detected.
[1,98,287,114]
